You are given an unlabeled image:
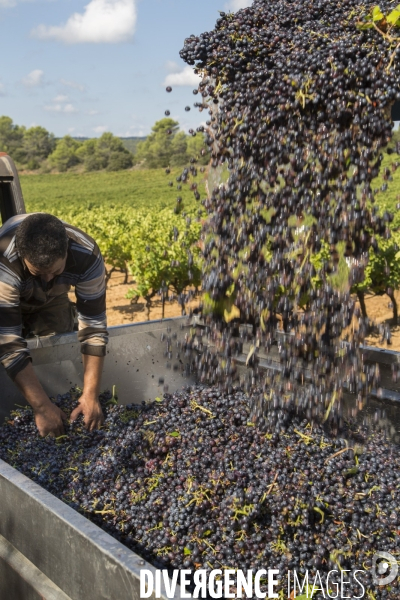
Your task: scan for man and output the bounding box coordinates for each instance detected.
[0,213,108,437]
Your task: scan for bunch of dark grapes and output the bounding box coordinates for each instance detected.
[1,389,399,598]
[176,0,400,429]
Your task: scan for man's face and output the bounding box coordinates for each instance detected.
[24,255,67,283]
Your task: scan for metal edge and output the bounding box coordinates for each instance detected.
[0,459,183,600]
[0,533,72,600]
[27,316,190,350]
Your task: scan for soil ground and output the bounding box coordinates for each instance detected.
[92,269,200,326]
[96,268,400,350]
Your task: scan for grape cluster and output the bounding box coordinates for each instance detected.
[177,0,400,428]
[1,389,399,598]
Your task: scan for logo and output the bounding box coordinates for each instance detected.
[372,552,399,586]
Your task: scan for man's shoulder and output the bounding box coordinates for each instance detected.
[0,215,26,270]
[65,223,97,253]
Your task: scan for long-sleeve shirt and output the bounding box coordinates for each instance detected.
[0,214,108,380]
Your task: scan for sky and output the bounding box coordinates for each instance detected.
[0,0,252,138]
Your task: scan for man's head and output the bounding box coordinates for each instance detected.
[15,213,68,281]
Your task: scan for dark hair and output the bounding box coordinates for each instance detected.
[15,213,68,269]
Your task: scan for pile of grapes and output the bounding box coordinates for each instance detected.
[1,389,400,598]
[177,0,400,427]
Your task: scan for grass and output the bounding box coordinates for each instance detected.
[20,168,206,214]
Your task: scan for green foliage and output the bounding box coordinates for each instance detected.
[353,235,400,296]
[356,4,400,29]
[126,210,202,317]
[187,134,209,166]
[136,118,209,168]
[119,137,146,154]
[76,133,133,172]
[21,169,206,314]
[21,168,204,213]
[22,126,56,170]
[0,116,26,163]
[48,136,82,172]
[136,119,179,168]
[0,115,208,173]
[170,131,188,167]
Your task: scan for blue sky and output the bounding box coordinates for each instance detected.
[0,0,251,138]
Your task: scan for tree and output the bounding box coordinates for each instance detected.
[0,116,26,163]
[22,126,55,169]
[76,139,103,171]
[76,133,133,172]
[187,133,209,166]
[170,131,188,166]
[135,118,179,168]
[48,136,81,172]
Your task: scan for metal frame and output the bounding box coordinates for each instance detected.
[0,153,26,224]
[0,459,181,600]
[1,316,400,598]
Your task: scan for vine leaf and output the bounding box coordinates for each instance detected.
[387,5,400,25]
[372,5,385,22]
[356,21,374,30]
[224,303,240,323]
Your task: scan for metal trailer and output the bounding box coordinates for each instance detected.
[0,317,196,600]
[0,154,399,599]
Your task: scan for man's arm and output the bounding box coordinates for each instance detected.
[70,354,105,431]
[14,362,67,437]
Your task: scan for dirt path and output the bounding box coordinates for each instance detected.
[364,291,400,350]
[98,269,199,326]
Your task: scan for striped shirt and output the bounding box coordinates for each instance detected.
[0,214,108,380]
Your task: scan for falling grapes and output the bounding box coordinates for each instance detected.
[178,0,400,431]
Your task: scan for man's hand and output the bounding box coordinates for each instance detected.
[70,394,104,431]
[14,362,68,437]
[69,353,105,431]
[34,401,68,437]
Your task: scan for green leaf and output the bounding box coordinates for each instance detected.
[387,6,400,25]
[356,22,374,29]
[344,466,359,477]
[154,397,163,403]
[183,547,192,555]
[168,431,180,437]
[226,282,235,297]
[203,530,212,537]
[224,303,240,323]
[372,5,385,21]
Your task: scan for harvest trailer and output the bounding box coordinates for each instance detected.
[0,154,399,600]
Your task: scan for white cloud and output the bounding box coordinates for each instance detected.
[60,79,86,92]
[21,69,44,88]
[165,61,180,73]
[32,0,137,44]
[53,94,69,102]
[87,109,100,116]
[93,125,108,134]
[225,0,253,10]
[44,103,78,114]
[164,66,201,88]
